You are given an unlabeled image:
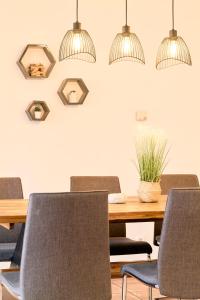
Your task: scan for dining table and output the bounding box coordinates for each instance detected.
[0,195,167,228]
[0,195,168,277]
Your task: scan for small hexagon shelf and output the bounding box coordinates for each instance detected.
[18,44,56,79]
[26,101,50,121]
[58,78,89,105]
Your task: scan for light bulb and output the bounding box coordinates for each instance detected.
[169,40,177,57]
[72,33,81,52]
[122,36,131,55]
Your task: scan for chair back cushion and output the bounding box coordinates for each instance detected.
[70,176,126,237]
[153,174,199,245]
[160,174,199,195]
[20,191,111,300]
[158,188,200,298]
[0,178,23,243]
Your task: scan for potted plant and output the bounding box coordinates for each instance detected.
[34,106,43,120]
[135,127,168,202]
[68,90,78,104]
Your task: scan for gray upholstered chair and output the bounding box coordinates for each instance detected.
[0,191,112,300]
[0,178,24,261]
[153,174,199,246]
[70,176,152,258]
[122,188,200,300]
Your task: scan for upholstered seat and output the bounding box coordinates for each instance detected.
[1,191,112,300]
[153,174,199,246]
[0,271,20,297]
[122,261,158,287]
[70,176,152,259]
[122,188,200,300]
[0,243,16,261]
[110,237,152,256]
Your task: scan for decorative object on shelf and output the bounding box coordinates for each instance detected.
[59,0,96,63]
[135,126,168,203]
[109,0,145,65]
[108,193,126,204]
[26,101,50,121]
[28,63,45,77]
[34,106,43,120]
[156,0,192,70]
[58,78,89,105]
[18,44,56,79]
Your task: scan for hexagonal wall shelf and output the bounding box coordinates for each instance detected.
[26,101,50,121]
[58,78,89,105]
[18,44,56,79]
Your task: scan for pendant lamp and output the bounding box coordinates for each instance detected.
[59,0,96,63]
[109,0,145,65]
[156,0,191,70]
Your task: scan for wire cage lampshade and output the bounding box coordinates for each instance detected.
[109,0,145,65]
[59,1,96,63]
[109,25,145,65]
[156,0,192,70]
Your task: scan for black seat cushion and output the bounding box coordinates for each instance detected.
[121,260,158,287]
[110,237,152,255]
[0,243,16,261]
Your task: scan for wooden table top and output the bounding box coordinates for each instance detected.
[0,199,28,224]
[109,195,167,222]
[0,195,167,225]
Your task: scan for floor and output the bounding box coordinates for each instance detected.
[0,262,163,300]
[0,276,168,299]
[112,277,162,300]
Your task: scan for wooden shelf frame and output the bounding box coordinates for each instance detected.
[17,44,56,79]
[58,78,89,105]
[26,100,50,121]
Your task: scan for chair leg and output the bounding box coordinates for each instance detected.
[1,285,18,300]
[122,255,152,300]
[148,287,153,300]
[122,274,127,300]
[147,254,153,300]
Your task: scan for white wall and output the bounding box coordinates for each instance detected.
[1,0,200,258]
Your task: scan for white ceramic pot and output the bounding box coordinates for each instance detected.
[68,91,78,103]
[34,110,43,120]
[138,181,161,203]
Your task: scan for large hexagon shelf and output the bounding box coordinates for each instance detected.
[17,44,56,79]
[26,101,50,121]
[58,78,89,105]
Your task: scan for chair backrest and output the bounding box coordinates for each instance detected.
[0,177,23,199]
[0,178,23,243]
[70,176,126,237]
[160,174,199,195]
[20,191,111,300]
[153,174,199,245]
[158,188,200,298]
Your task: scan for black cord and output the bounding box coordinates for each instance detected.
[76,0,79,22]
[125,0,127,25]
[172,0,174,29]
